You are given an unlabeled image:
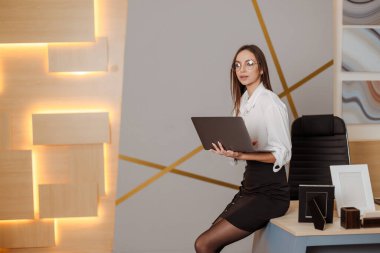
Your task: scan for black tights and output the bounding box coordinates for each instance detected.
[194,218,252,253]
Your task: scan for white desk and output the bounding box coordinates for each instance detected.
[252,201,380,253]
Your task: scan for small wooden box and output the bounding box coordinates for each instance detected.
[341,207,360,229]
[362,217,380,228]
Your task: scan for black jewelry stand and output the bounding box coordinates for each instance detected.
[308,198,326,230]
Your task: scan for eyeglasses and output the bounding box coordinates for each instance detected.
[233,59,257,72]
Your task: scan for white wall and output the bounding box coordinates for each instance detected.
[114,1,333,252]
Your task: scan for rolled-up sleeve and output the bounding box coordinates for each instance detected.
[264,103,292,172]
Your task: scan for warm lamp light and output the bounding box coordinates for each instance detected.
[0,0,111,249]
[0,43,47,48]
[56,71,93,76]
[103,143,110,196]
[94,0,105,37]
[32,153,40,219]
[0,219,49,225]
[54,219,60,245]
[49,71,107,76]
[0,61,3,94]
[30,108,112,115]
[54,214,102,230]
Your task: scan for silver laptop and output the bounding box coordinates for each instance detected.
[191,117,255,152]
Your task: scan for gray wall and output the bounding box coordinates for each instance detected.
[114,0,333,252]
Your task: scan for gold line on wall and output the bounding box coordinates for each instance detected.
[116,146,203,205]
[279,60,334,98]
[251,0,298,119]
[119,154,239,190]
[115,60,336,204]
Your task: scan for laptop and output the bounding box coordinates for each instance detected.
[191,117,255,152]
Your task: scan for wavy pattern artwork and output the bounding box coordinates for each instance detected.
[342,80,380,124]
[342,28,380,72]
[343,0,380,25]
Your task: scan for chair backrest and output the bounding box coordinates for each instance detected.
[288,114,350,200]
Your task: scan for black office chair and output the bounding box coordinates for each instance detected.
[288,114,350,200]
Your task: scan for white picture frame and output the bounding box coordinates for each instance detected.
[330,164,375,217]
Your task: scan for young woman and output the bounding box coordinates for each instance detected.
[194,45,291,253]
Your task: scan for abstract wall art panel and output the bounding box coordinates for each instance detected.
[343,0,380,25]
[342,80,380,124]
[342,28,380,72]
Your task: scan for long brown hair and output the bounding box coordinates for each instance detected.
[230,45,272,116]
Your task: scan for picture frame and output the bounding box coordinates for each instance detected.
[330,164,376,217]
[298,185,334,224]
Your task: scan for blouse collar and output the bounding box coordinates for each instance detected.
[241,83,265,115]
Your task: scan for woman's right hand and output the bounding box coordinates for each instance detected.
[210,141,242,159]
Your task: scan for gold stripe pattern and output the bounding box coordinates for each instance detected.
[119,154,239,190]
[116,1,335,206]
[279,60,334,98]
[251,0,299,119]
[116,146,203,205]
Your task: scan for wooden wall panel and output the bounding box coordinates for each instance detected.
[0,112,10,149]
[0,220,54,248]
[0,150,34,220]
[32,112,110,145]
[34,144,105,195]
[48,37,108,72]
[0,0,127,251]
[349,141,380,197]
[0,0,94,43]
[39,183,98,218]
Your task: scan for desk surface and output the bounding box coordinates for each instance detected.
[270,201,380,236]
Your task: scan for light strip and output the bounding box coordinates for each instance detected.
[0,60,3,94]
[116,146,203,205]
[0,43,47,48]
[31,152,40,218]
[94,0,102,37]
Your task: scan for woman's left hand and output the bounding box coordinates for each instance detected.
[210,141,241,159]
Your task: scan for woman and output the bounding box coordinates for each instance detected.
[194,45,291,253]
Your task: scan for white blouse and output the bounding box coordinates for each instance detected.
[238,83,292,172]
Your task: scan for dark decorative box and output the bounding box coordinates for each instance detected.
[341,207,360,229]
[362,217,380,228]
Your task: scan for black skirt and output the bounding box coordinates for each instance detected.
[214,160,290,232]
